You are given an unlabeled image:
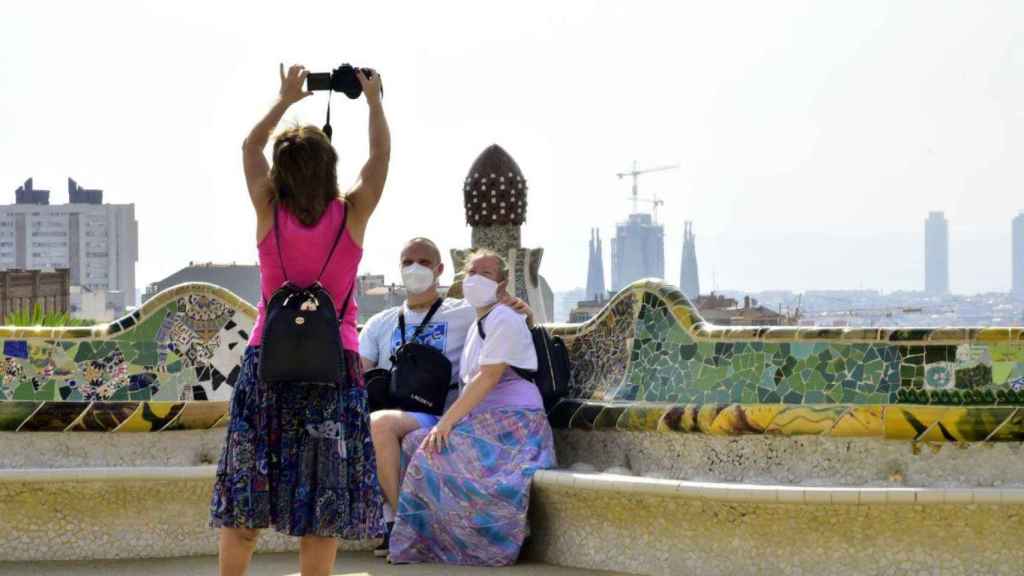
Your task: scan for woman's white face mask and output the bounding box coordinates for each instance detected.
[462,274,499,308]
[401,264,436,295]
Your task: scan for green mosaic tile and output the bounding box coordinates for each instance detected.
[115,305,172,342]
[0,402,39,430]
[74,341,119,363]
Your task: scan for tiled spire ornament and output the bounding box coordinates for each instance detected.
[451,144,552,322]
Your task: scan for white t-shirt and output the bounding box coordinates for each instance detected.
[459,303,542,412]
[359,298,476,384]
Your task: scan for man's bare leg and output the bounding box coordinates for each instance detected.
[370,410,427,516]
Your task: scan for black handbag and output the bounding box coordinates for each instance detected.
[387,299,453,416]
[259,204,353,385]
[365,368,393,413]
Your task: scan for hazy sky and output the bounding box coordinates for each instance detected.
[2,1,1022,296]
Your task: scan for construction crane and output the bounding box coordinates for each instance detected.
[616,161,679,217]
[636,196,665,222]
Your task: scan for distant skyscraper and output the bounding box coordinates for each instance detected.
[1,178,139,313]
[1013,211,1024,297]
[585,228,606,300]
[925,211,949,295]
[679,221,700,301]
[611,213,664,291]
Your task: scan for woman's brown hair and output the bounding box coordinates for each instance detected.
[270,125,340,226]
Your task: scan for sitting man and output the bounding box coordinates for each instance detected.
[359,237,530,557]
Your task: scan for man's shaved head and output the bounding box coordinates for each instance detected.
[401,237,442,268]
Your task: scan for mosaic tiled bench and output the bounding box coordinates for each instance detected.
[0,283,251,433]
[545,279,1024,443]
[4,278,1021,440]
[524,280,1024,575]
[2,281,1024,572]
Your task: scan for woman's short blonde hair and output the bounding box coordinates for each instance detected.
[462,249,508,282]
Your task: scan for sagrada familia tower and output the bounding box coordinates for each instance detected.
[585,228,606,301]
[679,221,700,301]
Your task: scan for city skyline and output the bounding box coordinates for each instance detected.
[579,209,1024,299]
[3,2,1024,296]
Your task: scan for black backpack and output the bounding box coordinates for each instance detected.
[476,312,571,412]
[259,204,352,385]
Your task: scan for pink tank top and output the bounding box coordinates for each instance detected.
[249,199,361,351]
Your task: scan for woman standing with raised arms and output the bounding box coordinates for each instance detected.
[210,63,389,576]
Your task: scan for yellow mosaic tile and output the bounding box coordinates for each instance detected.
[766,406,847,436]
[696,404,726,434]
[114,402,186,432]
[656,404,700,432]
[707,404,785,435]
[974,328,1012,343]
[761,328,801,341]
[943,407,1018,442]
[838,329,881,342]
[617,404,670,431]
[883,406,949,441]
[926,328,971,342]
[828,406,884,437]
[668,304,698,330]
[984,408,1024,442]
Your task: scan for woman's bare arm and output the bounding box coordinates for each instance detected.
[344,70,390,247]
[426,363,506,452]
[244,64,312,240]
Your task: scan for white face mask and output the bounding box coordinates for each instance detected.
[401,264,437,295]
[462,274,499,308]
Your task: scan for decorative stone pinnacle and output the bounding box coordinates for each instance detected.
[463,144,528,227]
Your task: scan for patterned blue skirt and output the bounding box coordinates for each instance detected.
[389,408,557,565]
[209,346,384,539]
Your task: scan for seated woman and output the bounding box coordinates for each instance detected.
[387,249,557,566]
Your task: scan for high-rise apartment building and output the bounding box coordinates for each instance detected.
[924,211,949,295]
[1013,211,1024,297]
[1,178,138,313]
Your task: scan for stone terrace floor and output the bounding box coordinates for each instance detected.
[0,552,627,576]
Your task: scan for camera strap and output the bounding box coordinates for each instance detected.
[322,89,333,141]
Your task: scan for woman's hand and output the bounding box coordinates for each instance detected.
[279,63,313,105]
[500,294,535,327]
[357,69,383,106]
[425,420,453,453]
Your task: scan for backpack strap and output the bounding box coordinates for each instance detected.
[475,307,538,381]
[315,200,349,283]
[398,298,444,346]
[337,282,354,322]
[475,308,495,340]
[272,205,290,284]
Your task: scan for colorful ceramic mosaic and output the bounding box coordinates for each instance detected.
[547,279,1024,442]
[0,283,253,432]
[4,278,1023,441]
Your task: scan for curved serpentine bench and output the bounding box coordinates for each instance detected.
[522,279,1024,576]
[1,281,1023,574]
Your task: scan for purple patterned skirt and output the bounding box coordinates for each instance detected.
[209,346,384,539]
[388,408,557,566]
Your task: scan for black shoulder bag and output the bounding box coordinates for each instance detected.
[259,205,353,385]
[476,311,572,412]
[386,299,453,416]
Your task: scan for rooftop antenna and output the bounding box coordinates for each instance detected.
[616,161,679,217]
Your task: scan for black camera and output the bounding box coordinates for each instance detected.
[307,64,377,99]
